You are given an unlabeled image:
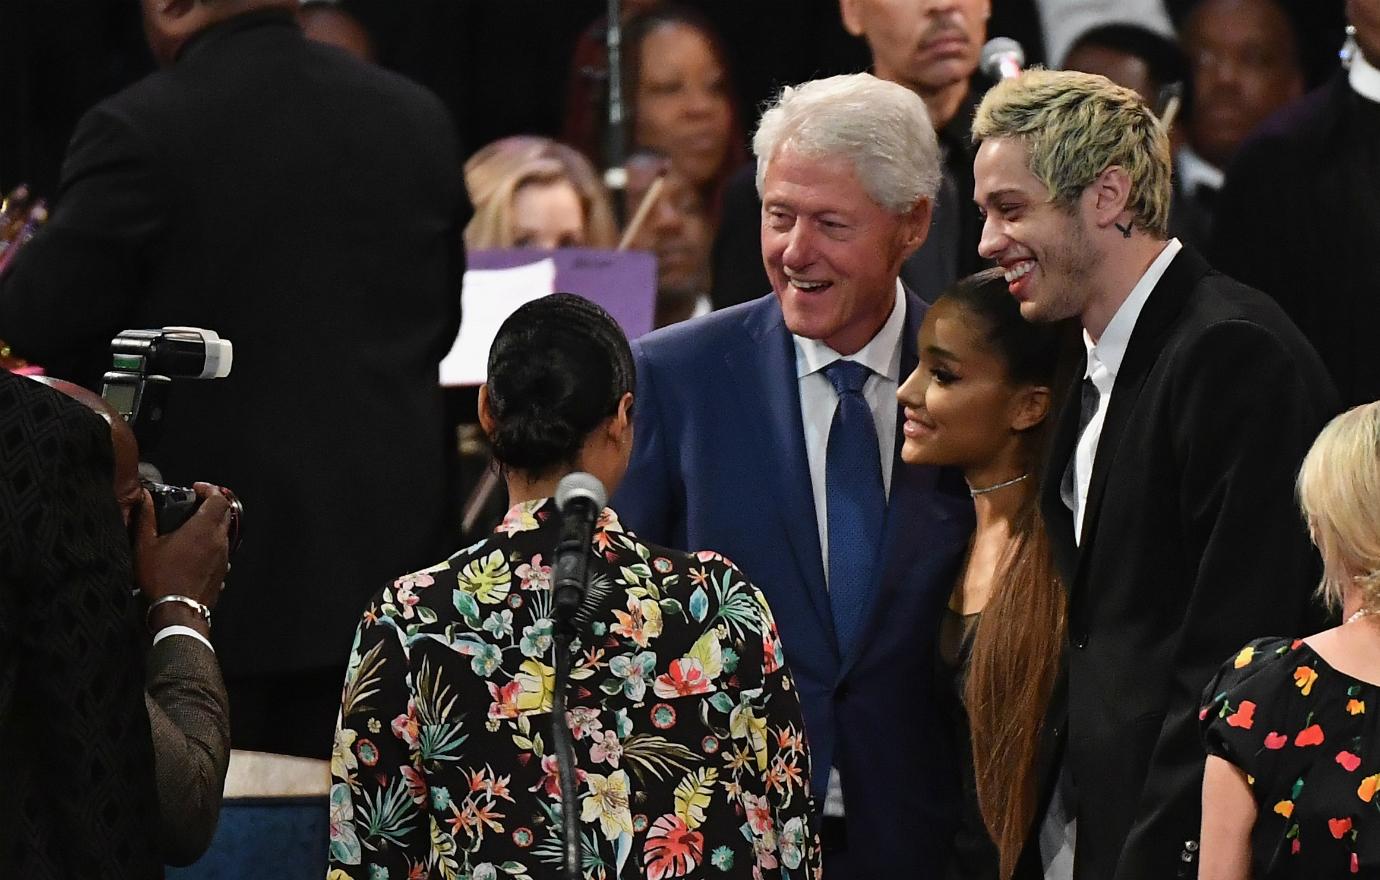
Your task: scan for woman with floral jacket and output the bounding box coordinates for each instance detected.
[327,294,819,880]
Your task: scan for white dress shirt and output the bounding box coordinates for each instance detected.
[793,280,906,819]
[1072,238,1183,543]
[1351,46,1380,104]
[794,281,906,576]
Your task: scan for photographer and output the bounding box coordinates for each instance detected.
[37,377,233,867]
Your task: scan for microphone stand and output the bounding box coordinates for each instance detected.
[551,538,589,880]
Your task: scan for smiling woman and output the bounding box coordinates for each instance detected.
[897,269,1077,880]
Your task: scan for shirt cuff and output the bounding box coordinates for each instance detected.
[153,625,215,653]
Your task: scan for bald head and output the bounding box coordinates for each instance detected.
[30,377,142,524]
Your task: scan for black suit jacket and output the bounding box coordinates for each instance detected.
[1034,246,1338,879]
[0,371,161,878]
[0,12,470,687]
[1212,73,1380,409]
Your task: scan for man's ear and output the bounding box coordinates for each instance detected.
[899,197,933,260]
[1089,165,1134,232]
[839,0,865,38]
[1011,384,1051,432]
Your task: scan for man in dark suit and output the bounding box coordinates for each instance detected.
[0,0,470,757]
[0,370,161,879]
[1213,4,1380,409]
[971,69,1337,879]
[615,73,974,876]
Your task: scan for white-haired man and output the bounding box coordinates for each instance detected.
[615,72,974,876]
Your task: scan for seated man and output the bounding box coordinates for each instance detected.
[36,377,233,867]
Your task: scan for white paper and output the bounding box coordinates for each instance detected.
[439,258,557,386]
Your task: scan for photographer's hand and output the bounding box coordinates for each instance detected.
[134,482,231,638]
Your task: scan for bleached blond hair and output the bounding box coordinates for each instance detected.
[1297,402,1380,611]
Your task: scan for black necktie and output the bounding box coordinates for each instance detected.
[1060,376,1100,514]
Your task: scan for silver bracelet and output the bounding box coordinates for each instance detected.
[146,594,212,631]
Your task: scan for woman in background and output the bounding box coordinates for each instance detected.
[464,135,618,250]
[897,269,1074,880]
[329,294,818,879]
[1200,401,1380,879]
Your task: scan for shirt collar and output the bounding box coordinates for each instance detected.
[795,280,906,382]
[1083,239,1183,384]
[1175,145,1224,194]
[1351,49,1380,105]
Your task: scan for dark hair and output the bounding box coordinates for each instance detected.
[938,269,1077,880]
[1066,23,1188,98]
[485,293,635,478]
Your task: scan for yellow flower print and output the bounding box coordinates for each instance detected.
[1359,774,1380,803]
[456,549,512,605]
[581,770,634,841]
[1234,646,1255,669]
[1293,665,1318,696]
[729,704,769,773]
[1348,699,1366,715]
[1273,800,1294,818]
[514,659,555,714]
[331,726,358,780]
[611,595,664,647]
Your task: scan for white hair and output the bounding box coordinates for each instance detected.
[753,73,942,214]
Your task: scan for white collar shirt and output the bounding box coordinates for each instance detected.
[794,280,906,581]
[1073,238,1183,542]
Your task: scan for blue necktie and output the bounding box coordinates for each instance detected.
[823,360,886,651]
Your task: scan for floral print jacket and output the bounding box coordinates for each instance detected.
[328,499,820,880]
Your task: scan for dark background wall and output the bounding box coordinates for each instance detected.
[0,0,1344,196]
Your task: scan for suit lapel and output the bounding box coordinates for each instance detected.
[837,290,963,677]
[724,298,835,641]
[1073,246,1210,581]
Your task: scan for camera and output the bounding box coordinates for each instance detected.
[143,479,244,553]
[101,327,243,549]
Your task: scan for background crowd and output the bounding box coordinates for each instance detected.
[0,0,1375,878]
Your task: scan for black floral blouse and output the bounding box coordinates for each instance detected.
[327,498,820,880]
[1201,636,1380,878]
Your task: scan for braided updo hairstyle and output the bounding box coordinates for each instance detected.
[485,293,635,479]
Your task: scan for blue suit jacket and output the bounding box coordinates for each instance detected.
[614,291,973,874]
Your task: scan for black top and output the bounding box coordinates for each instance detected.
[938,606,1001,880]
[1202,636,1380,878]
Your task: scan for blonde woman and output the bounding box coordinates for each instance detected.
[463,136,618,250]
[1200,401,1380,879]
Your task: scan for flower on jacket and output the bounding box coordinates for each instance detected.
[515,659,555,713]
[730,704,770,772]
[482,609,515,639]
[1348,698,1366,715]
[456,550,512,605]
[567,706,604,740]
[590,730,624,767]
[497,501,543,536]
[581,770,634,841]
[332,726,359,780]
[1294,665,1319,696]
[392,701,421,749]
[654,658,714,699]
[393,572,433,619]
[609,651,659,702]
[710,846,735,871]
[488,679,522,720]
[531,753,586,798]
[742,792,773,835]
[520,620,554,658]
[328,782,362,865]
[612,596,665,648]
[778,815,807,870]
[514,554,552,591]
[1233,645,1255,668]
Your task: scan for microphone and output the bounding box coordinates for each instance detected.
[552,471,608,637]
[980,37,1025,81]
